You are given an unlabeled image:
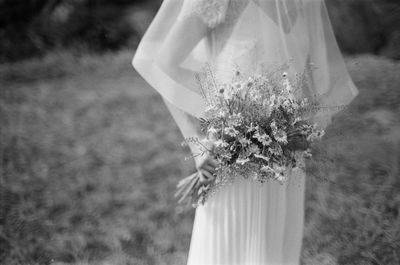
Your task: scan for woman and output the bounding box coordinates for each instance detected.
[133,0,358,264]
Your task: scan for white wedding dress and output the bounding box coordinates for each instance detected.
[183,1,307,264]
[132,0,359,264]
[187,166,306,265]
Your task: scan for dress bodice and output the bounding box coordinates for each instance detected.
[181,0,309,83]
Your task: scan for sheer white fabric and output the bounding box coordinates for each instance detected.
[187,162,306,265]
[132,0,359,264]
[178,0,231,28]
[133,0,358,125]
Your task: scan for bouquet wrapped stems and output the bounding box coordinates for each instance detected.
[174,171,213,207]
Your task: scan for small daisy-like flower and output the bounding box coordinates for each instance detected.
[248,144,260,155]
[224,126,239,136]
[300,98,309,108]
[274,173,287,184]
[272,164,287,182]
[228,113,243,127]
[270,120,278,133]
[224,89,234,100]
[274,129,288,144]
[239,137,251,146]
[247,123,257,133]
[268,144,283,156]
[218,110,228,118]
[277,95,287,106]
[254,132,272,146]
[261,165,274,174]
[207,127,219,141]
[214,139,229,148]
[281,98,294,110]
[205,105,216,112]
[220,152,232,160]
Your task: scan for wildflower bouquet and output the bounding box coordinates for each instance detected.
[175,63,325,208]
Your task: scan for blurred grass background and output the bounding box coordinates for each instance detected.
[1,0,400,265]
[0,0,399,62]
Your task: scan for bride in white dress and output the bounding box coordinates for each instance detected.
[132,0,359,264]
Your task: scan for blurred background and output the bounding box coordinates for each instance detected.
[0,0,399,264]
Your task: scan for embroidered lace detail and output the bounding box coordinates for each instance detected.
[191,0,230,28]
[180,0,248,29]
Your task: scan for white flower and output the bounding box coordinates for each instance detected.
[207,127,219,140]
[261,165,274,174]
[247,124,257,133]
[248,144,260,155]
[272,164,287,183]
[224,126,239,136]
[236,158,250,165]
[277,95,286,106]
[254,131,272,146]
[300,98,309,108]
[268,144,283,156]
[218,110,228,118]
[214,139,229,148]
[274,129,288,144]
[239,137,251,146]
[274,173,287,184]
[223,87,234,100]
[281,98,294,110]
[270,120,278,133]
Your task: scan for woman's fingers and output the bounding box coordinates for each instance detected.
[198,171,208,183]
[197,155,218,170]
[207,157,218,168]
[201,170,215,182]
[202,164,216,174]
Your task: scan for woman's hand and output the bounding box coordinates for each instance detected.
[194,139,218,185]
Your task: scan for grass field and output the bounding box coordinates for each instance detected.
[0,50,399,265]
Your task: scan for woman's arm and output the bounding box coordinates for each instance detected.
[156,13,210,94]
[155,9,210,141]
[156,13,219,181]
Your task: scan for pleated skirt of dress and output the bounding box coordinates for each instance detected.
[186,166,306,265]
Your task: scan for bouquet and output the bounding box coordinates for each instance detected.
[174,63,325,208]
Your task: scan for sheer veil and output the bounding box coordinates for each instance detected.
[132,0,359,138]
